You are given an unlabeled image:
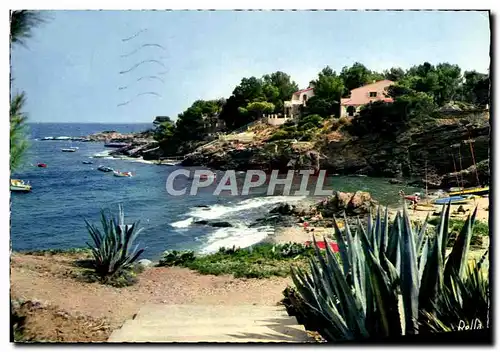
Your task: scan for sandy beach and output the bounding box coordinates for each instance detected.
[267,196,490,246]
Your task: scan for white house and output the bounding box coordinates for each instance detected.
[283,86,315,119]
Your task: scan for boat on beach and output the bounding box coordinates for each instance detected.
[10,179,32,192]
[448,186,489,197]
[97,165,113,172]
[432,196,471,205]
[113,170,133,177]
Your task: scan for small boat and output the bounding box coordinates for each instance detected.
[113,170,133,177]
[10,179,32,192]
[54,136,71,140]
[97,165,113,172]
[92,151,111,158]
[41,136,54,140]
[448,186,489,197]
[432,196,471,205]
[37,163,47,168]
[61,147,79,152]
[82,161,93,164]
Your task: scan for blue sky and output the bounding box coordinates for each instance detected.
[11,10,490,123]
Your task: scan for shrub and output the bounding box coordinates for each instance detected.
[84,205,145,283]
[338,116,349,125]
[157,243,315,279]
[268,130,295,141]
[428,217,488,247]
[290,204,489,341]
[158,250,195,266]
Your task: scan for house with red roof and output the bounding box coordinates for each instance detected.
[340,79,394,117]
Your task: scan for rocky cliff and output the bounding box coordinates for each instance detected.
[321,110,490,179]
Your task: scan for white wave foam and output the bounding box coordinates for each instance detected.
[171,217,194,228]
[200,225,273,254]
[186,195,306,221]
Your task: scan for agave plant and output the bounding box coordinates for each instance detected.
[85,205,145,278]
[290,202,489,342]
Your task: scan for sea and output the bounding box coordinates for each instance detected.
[10,123,422,260]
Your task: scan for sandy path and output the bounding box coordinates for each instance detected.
[10,254,291,330]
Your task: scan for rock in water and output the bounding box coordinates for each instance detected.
[347,191,375,215]
[316,191,376,216]
[194,220,209,225]
[270,203,296,215]
[210,221,233,228]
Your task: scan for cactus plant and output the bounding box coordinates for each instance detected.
[290,202,489,341]
[85,205,145,279]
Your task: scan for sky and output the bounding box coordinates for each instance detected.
[11,10,491,123]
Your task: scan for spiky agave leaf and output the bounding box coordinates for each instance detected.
[443,207,477,284]
[84,205,145,279]
[357,220,401,337]
[400,205,420,335]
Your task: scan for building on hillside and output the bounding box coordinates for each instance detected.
[283,86,315,119]
[202,114,226,137]
[340,79,394,117]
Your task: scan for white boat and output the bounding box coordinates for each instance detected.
[92,150,111,158]
[54,136,72,140]
[61,147,79,152]
[41,136,54,140]
[10,179,32,192]
[97,165,113,172]
[113,170,133,177]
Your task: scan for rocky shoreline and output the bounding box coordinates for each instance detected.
[181,111,490,186]
[40,111,490,189]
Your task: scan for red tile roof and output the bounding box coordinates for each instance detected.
[293,87,314,95]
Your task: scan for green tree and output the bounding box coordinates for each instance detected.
[311,66,344,101]
[10,93,29,171]
[10,10,45,171]
[246,101,275,119]
[307,66,344,117]
[220,77,265,128]
[462,70,490,107]
[339,62,374,93]
[383,67,406,81]
[434,63,462,105]
[10,10,45,45]
[404,62,462,106]
[175,99,222,141]
[262,71,299,112]
[153,116,172,125]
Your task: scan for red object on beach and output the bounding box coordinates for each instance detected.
[305,241,339,252]
[303,221,309,228]
[404,195,420,203]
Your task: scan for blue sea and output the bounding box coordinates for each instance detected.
[10,123,421,259]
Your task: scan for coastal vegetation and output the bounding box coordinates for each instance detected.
[153,62,489,159]
[10,10,46,171]
[82,206,145,287]
[157,243,316,279]
[286,203,489,342]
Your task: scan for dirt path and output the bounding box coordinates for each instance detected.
[10,253,292,333]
